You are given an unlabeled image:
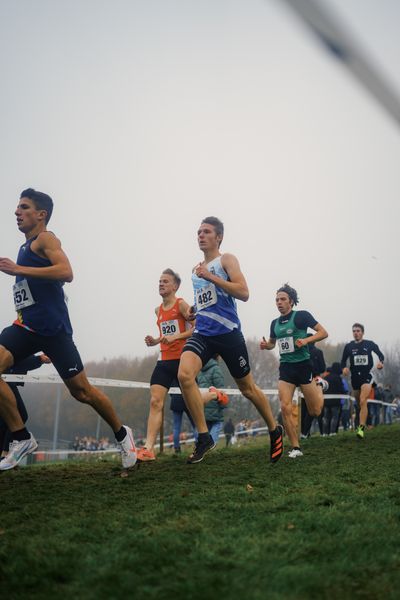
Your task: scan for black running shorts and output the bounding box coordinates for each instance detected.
[279,360,313,386]
[150,359,181,389]
[351,370,373,391]
[0,324,84,380]
[182,330,250,380]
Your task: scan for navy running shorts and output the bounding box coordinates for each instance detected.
[182,330,250,380]
[0,324,84,380]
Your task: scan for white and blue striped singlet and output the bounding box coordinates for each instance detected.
[192,256,241,336]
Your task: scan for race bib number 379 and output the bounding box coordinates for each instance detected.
[13,279,35,310]
[354,355,368,366]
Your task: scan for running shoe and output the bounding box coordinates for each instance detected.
[187,435,216,464]
[269,424,284,463]
[137,447,156,462]
[209,386,229,406]
[288,448,303,458]
[0,433,38,471]
[356,425,365,439]
[117,426,137,468]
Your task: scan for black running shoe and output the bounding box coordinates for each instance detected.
[187,435,216,464]
[270,424,284,464]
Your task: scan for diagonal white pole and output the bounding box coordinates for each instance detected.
[281,0,400,126]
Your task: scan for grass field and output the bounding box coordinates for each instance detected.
[1,425,399,600]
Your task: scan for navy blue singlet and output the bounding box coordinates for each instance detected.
[14,236,73,336]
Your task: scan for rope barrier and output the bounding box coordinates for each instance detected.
[2,374,396,406]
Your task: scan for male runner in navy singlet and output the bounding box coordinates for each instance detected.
[341,323,384,439]
[0,189,137,470]
[178,216,284,464]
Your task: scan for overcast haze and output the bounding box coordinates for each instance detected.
[1,0,399,366]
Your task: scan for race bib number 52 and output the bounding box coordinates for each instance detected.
[13,279,35,310]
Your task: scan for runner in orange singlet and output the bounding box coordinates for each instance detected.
[138,269,228,461]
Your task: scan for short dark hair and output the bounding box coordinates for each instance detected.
[162,268,181,288]
[20,188,53,224]
[352,323,364,333]
[277,283,299,306]
[202,216,224,246]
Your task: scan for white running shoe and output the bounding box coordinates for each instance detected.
[0,434,38,471]
[288,448,303,459]
[118,426,137,468]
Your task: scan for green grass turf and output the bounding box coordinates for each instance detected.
[1,425,399,600]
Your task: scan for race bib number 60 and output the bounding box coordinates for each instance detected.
[195,283,217,311]
[278,336,295,354]
[13,279,35,310]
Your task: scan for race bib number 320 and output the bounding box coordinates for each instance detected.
[195,284,217,311]
[13,279,35,310]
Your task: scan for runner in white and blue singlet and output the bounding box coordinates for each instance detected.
[178,216,284,465]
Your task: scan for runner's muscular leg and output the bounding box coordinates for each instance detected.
[301,381,323,418]
[0,346,24,431]
[178,351,207,433]
[278,380,299,447]
[235,372,276,431]
[64,370,122,432]
[145,384,168,451]
[359,383,372,426]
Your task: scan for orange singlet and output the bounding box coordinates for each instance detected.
[157,298,188,360]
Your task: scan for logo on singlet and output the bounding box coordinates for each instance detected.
[239,356,247,368]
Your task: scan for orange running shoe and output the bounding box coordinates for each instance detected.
[136,448,156,462]
[209,386,229,406]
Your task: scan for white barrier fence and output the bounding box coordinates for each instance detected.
[2,374,397,461]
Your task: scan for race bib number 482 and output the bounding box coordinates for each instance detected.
[195,283,217,311]
[13,279,35,310]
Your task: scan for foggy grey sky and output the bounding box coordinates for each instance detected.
[1,0,399,366]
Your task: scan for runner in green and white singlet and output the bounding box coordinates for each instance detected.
[260,284,328,458]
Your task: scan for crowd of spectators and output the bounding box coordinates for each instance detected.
[71,436,111,452]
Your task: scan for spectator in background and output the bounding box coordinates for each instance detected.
[169,379,196,453]
[301,336,326,438]
[382,384,394,425]
[196,356,229,445]
[369,383,383,427]
[338,375,351,431]
[0,353,50,460]
[322,363,345,436]
[223,418,235,447]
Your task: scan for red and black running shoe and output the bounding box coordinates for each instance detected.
[269,424,284,464]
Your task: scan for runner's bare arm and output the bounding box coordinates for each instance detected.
[295,323,328,348]
[260,336,276,351]
[195,253,249,301]
[0,232,73,282]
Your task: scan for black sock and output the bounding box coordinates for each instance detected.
[198,432,211,443]
[114,426,126,442]
[12,428,30,442]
